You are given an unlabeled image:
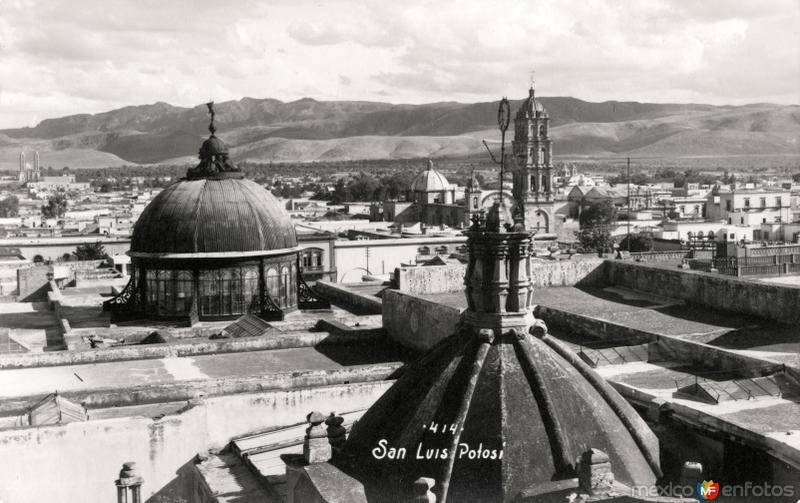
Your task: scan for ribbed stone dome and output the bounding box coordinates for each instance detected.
[410,160,451,192]
[337,327,661,502]
[130,177,297,255]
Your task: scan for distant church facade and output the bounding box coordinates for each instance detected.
[18,151,41,184]
[374,85,577,241]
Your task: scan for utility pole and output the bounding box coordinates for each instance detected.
[626,157,631,252]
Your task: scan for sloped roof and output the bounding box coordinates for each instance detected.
[29,393,86,426]
[585,186,628,200]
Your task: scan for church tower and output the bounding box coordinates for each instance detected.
[463,171,483,226]
[511,85,556,234]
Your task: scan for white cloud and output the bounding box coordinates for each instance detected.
[0,0,797,129]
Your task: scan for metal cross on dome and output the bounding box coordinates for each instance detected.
[206,101,216,135]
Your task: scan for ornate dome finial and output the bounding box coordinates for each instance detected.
[206,101,216,135]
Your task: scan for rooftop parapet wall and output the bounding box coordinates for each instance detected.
[604,261,800,325]
[382,290,462,351]
[394,256,606,295]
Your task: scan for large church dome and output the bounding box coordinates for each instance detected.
[410,160,451,192]
[130,177,297,255]
[102,102,326,323]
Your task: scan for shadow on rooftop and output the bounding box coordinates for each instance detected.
[313,339,414,369]
[58,305,111,329]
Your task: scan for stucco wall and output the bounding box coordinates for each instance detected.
[395,264,465,294]
[382,289,462,351]
[0,381,393,503]
[394,257,605,296]
[604,261,800,325]
[531,257,606,287]
[315,280,383,314]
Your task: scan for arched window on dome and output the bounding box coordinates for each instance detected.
[175,271,193,314]
[243,266,259,312]
[230,268,243,315]
[266,267,279,303]
[219,269,234,315]
[472,196,478,209]
[199,270,222,316]
[539,125,545,137]
[280,266,290,307]
[290,264,297,305]
[146,269,159,311]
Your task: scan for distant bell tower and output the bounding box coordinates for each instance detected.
[511,83,555,233]
[18,152,26,183]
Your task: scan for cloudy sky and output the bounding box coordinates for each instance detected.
[0,0,798,129]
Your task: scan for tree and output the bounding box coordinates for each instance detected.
[580,200,617,227]
[73,242,108,261]
[0,196,19,217]
[620,232,654,252]
[41,193,68,219]
[576,227,614,255]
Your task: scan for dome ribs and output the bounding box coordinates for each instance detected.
[512,334,575,480]
[129,178,297,255]
[539,334,663,479]
[437,334,492,503]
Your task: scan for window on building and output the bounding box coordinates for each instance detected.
[763,218,767,224]
[472,196,478,209]
[243,267,259,311]
[744,198,750,207]
[775,216,782,223]
[266,268,279,302]
[301,248,324,271]
[728,217,732,224]
[290,264,297,305]
[760,197,766,208]
[280,266,290,307]
[777,197,783,207]
[741,217,744,224]
[725,200,731,211]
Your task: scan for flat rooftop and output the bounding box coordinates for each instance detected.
[0,343,405,400]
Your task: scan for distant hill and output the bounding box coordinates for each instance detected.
[1,96,798,168]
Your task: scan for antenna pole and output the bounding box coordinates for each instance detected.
[627,157,631,252]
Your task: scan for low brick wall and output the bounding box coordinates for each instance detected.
[0,330,383,370]
[531,257,605,288]
[315,280,383,314]
[536,303,786,377]
[382,289,462,351]
[395,264,465,294]
[0,363,402,416]
[394,257,606,295]
[604,260,800,325]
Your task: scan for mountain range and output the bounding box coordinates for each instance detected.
[1,96,798,169]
